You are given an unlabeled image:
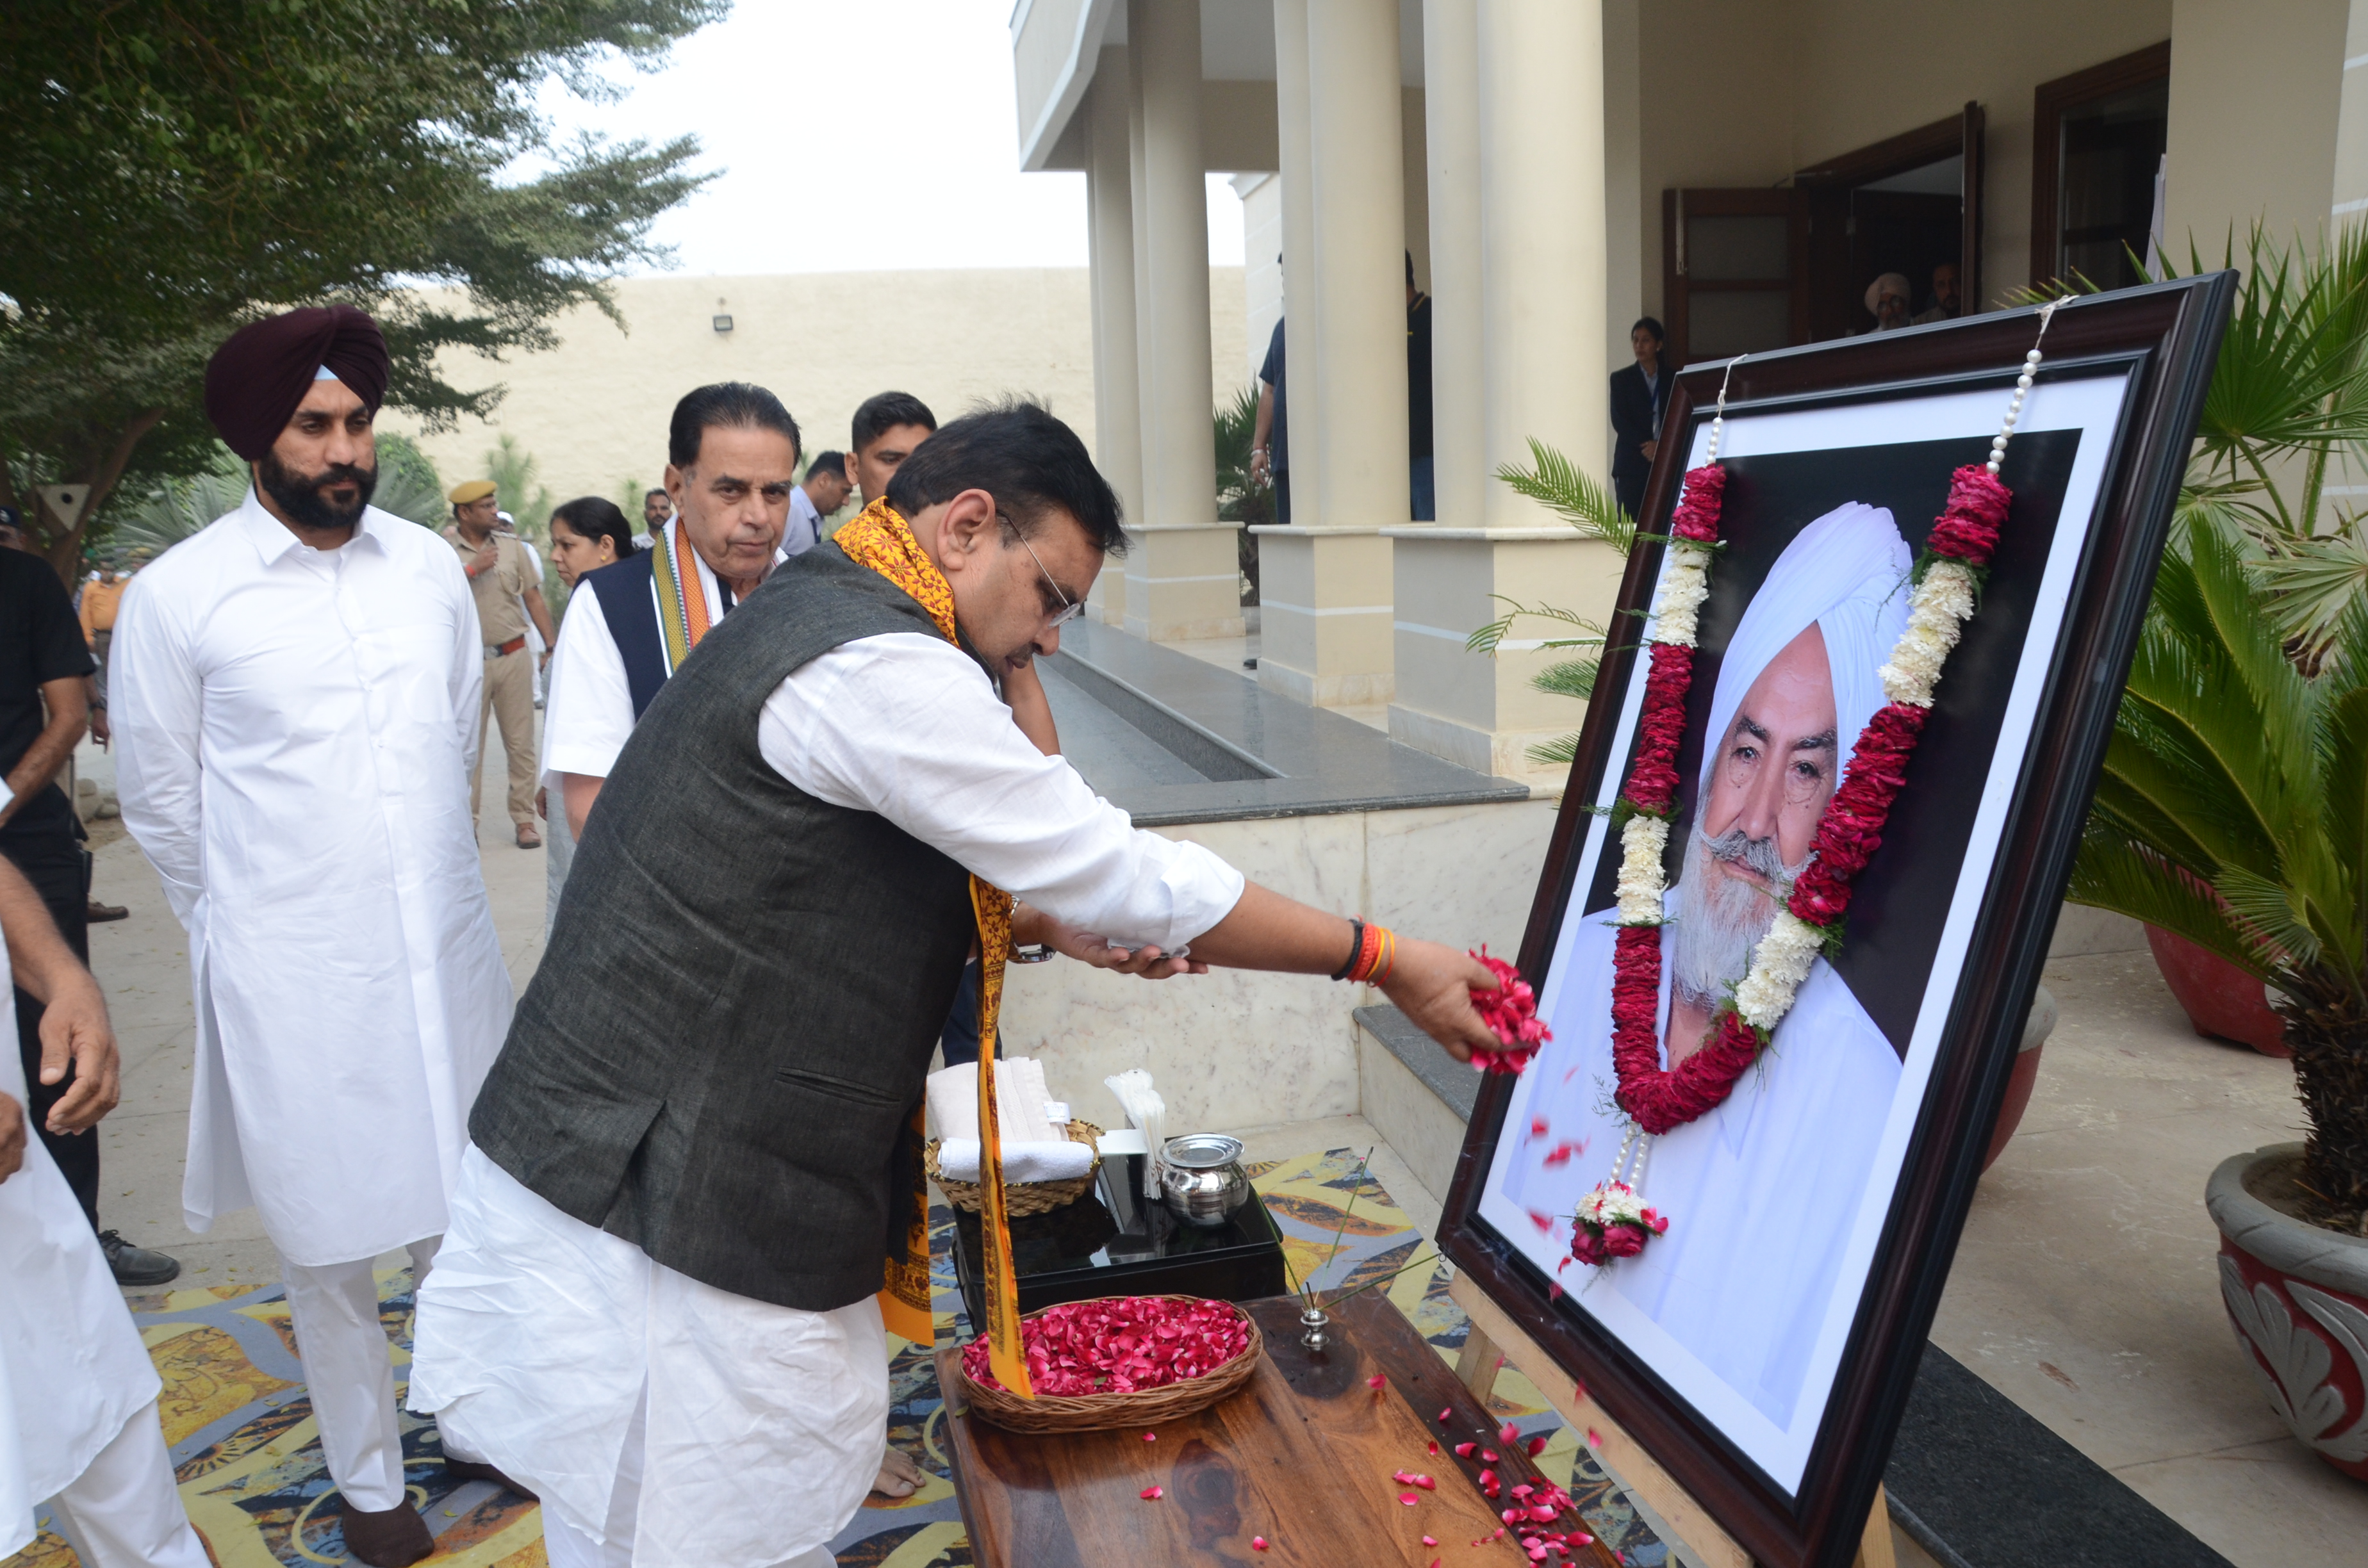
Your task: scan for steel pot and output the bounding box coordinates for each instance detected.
[1161,1133,1251,1228]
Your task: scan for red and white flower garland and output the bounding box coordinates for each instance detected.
[1570,323,2056,1272]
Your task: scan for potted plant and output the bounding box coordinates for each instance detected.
[2069,502,2368,1476]
[2069,229,2368,1054]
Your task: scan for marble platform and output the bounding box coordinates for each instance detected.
[1041,618,1530,824]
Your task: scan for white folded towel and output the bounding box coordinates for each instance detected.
[1104,1069,1168,1198]
[936,1138,1094,1184]
[925,1063,980,1142]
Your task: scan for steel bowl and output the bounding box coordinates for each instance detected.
[1160,1133,1251,1228]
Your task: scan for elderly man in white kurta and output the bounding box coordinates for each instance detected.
[1,854,208,1567]
[1506,503,1912,1428]
[111,307,513,1568]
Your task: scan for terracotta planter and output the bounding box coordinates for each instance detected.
[2144,924,2289,1057]
[2205,1145,2368,1482]
[1980,983,2057,1173]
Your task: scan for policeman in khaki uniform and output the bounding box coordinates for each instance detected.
[442,480,556,848]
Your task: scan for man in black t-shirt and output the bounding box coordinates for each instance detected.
[0,539,181,1284]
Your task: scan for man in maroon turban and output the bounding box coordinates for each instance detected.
[201,305,391,535]
[111,306,515,1566]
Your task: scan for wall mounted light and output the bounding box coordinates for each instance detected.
[712,313,734,333]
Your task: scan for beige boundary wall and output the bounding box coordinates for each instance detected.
[383,266,1246,507]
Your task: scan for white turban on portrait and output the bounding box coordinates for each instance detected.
[1698,502,1913,801]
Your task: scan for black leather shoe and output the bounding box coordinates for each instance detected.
[101,1230,182,1286]
[443,1455,537,1498]
[341,1501,434,1567]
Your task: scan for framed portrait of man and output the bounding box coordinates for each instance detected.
[1438,275,2235,1568]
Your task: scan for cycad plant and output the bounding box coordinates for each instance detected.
[1214,384,1270,601]
[1465,438,1634,764]
[2069,516,2368,1228]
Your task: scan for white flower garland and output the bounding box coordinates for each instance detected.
[1878,559,1978,708]
[1652,540,1714,648]
[1614,815,1671,924]
[1733,910,1825,1029]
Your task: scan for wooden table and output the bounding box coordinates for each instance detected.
[933,1290,1620,1567]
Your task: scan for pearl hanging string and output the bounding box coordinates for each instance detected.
[1991,296,2073,475]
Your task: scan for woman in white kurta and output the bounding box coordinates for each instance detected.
[3,904,208,1566]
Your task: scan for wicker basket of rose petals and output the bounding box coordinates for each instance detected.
[957,1294,1263,1433]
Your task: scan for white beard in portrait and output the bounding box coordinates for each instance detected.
[1499,501,1918,1432]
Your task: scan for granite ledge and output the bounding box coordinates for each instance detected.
[1356,1003,1478,1123]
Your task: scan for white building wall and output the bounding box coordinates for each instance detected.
[1236,172,1285,391]
[384,267,1243,504]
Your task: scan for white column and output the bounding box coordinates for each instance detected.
[1387,0,1621,780]
[1271,0,1322,532]
[1421,0,1484,530]
[1122,0,1242,642]
[1086,53,1142,628]
[1253,0,1405,709]
[1479,0,1607,528]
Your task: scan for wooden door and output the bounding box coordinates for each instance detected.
[1661,187,1807,367]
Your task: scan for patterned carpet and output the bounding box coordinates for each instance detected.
[10,1150,1664,1567]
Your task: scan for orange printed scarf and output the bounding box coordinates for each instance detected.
[836,499,1033,1399]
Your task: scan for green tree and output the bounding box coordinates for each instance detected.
[0,0,723,582]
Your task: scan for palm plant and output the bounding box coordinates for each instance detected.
[1465,438,1633,764]
[1214,384,1269,601]
[2029,225,2368,671]
[2069,515,2368,1227]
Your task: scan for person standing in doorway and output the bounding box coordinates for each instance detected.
[1609,316,1670,521]
[0,543,177,1286]
[1408,251,1435,521]
[1250,268,1289,525]
[443,480,556,849]
[1914,262,1962,324]
[111,306,516,1567]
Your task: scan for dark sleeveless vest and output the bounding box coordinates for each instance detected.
[580,549,737,721]
[470,546,979,1311]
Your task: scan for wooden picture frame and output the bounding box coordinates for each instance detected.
[1435,275,2233,1568]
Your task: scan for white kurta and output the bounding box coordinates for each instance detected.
[1,961,163,1558]
[1504,895,1900,1428]
[411,629,1246,1565]
[110,493,514,1268]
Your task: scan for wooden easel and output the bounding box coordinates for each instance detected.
[1447,1274,1896,1568]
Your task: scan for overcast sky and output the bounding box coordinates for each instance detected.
[536,0,1246,275]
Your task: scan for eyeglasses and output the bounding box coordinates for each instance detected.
[1011,521,1083,627]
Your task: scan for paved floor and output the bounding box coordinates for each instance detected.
[63,729,2368,1566]
[1931,947,2368,1567]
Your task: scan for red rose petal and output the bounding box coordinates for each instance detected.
[1414,1474,1436,1490]
[1422,1536,1438,1548]
[1400,1492,1419,1506]
[1500,1422,1520,1443]
[1367,1373,1387,1389]
[1586,1428,1603,1449]
[1251,1537,1269,1551]
[1454,1442,1476,1458]
[1438,1407,1453,1423]
[1427,1439,1440,1457]
[1481,1450,1499,1463]
[1142,1431,1157,1442]
[1526,1435,1549,1457]
[1140,1485,1163,1500]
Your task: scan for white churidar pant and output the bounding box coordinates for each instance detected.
[41,1401,210,1568]
[409,1150,886,1568]
[279,1236,442,1512]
